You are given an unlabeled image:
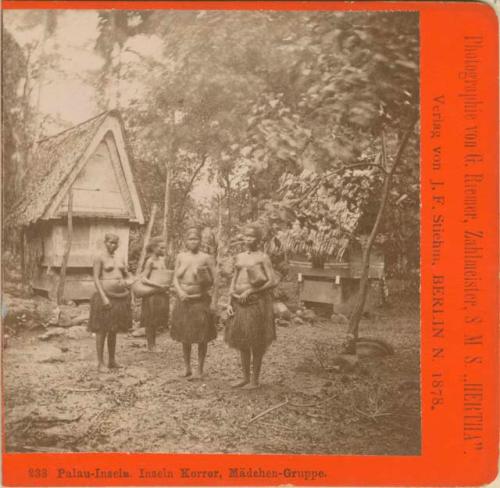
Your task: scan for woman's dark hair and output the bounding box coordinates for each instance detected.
[244,224,263,242]
[147,236,164,253]
[104,232,119,242]
[185,226,202,239]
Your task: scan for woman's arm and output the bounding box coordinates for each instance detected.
[173,255,188,300]
[141,257,153,279]
[226,256,240,314]
[120,256,132,281]
[229,256,240,298]
[141,258,163,288]
[93,256,110,306]
[207,255,216,290]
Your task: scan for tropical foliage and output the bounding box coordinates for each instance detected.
[3,10,420,318]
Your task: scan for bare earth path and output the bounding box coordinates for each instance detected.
[4,305,420,455]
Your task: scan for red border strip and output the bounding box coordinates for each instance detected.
[2,1,436,10]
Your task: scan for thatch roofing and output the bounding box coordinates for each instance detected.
[267,169,374,261]
[6,110,142,228]
[277,206,360,261]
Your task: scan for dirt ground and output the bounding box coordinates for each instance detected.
[3,291,420,455]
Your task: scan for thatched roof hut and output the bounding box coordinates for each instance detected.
[7,111,144,300]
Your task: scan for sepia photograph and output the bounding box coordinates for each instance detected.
[2,9,420,456]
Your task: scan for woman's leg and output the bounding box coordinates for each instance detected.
[182,343,192,377]
[108,332,121,368]
[245,345,265,389]
[146,323,156,352]
[96,331,106,372]
[194,342,207,378]
[232,348,251,388]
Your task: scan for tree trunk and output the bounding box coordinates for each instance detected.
[31,12,58,154]
[224,174,232,235]
[57,189,73,305]
[115,46,123,110]
[177,154,208,225]
[106,13,122,110]
[20,229,26,287]
[137,203,157,274]
[18,47,35,197]
[248,175,259,220]
[163,161,172,254]
[345,116,418,352]
[346,172,391,343]
[32,23,49,143]
[211,196,223,309]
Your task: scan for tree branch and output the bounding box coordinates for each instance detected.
[389,112,419,176]
[123,47,164,69]
[294,159,387,206]
[177,153,209,223]
[380,129,387,171]
[347,161,388,174]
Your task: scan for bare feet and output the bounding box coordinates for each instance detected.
[188,371,205,381]
[147,346,157,353]
[108,362,122,370]
[231,379,250,388]
[97,363,106,373]
[181,370,192,378]
[242,382,260,390]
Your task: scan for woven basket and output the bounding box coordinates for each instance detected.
[102,279,128,295]
[131,270,173,298]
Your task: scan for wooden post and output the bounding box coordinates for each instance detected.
[57,189,73,305]
[137,203,157,274]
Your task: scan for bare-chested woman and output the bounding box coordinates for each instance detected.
[225,224,276,389]
[140,236,170,352]
[88,233,133,372]
[170,227,217,379]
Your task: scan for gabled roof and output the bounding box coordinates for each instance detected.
[6,111,144,228]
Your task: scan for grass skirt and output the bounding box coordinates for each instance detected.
[170,295,217,344]
[141,292,170,331]
[224,291,276,351]
[88,292,132,333]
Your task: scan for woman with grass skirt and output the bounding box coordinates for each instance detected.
[88,233,132,372]
[171,227,217,380]
[140,236,171,352]
[225,224,276,390]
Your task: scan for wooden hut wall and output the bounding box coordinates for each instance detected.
[42,220,129,268]
[33,220,130,300]
[23,224,45,284]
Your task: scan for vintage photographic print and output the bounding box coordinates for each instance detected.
[2,7,420,458]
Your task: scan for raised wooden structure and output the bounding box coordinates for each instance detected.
[6,111,145,301]
[289,240,385,314]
